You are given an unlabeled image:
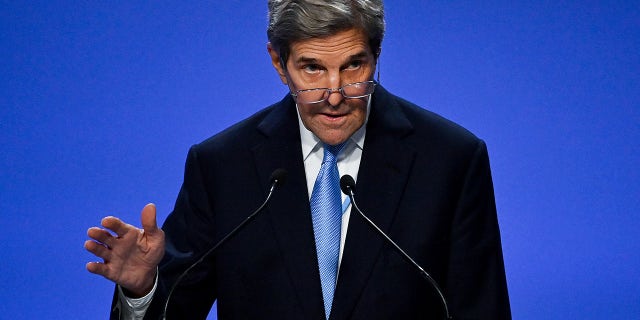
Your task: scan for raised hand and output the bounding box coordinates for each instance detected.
[85,203,165,297]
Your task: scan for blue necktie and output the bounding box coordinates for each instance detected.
[310,143,345,319]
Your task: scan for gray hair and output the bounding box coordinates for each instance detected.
[267,0,385,65]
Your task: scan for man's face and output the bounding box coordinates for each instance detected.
[268,28,377,145]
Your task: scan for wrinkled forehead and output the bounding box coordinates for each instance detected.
[286,29,374,65]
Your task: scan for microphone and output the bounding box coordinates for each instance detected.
[339,175,452,320]
[162,168,288,319]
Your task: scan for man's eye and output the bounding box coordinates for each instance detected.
[345,60,363,70]
[303,64,322,73]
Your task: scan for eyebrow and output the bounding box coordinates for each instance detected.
[294,50,371,66]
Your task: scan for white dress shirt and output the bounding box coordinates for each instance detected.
[119,98,370,319]
[296,103,368,269]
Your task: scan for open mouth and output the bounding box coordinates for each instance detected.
[320,114,347,124]
[322,112,347,119]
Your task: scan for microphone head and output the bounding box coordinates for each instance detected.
[340,175,356,195]
[270,168,288,186]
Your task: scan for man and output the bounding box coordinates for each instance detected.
[85,1,511,319]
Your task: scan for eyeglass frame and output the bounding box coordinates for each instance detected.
[289,80,377,104]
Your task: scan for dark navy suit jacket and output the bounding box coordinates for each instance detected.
[112,85,511,319]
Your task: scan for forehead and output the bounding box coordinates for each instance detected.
[288,28,372,64]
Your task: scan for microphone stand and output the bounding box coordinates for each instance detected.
[162,169,287,319]
[340,175,452,320]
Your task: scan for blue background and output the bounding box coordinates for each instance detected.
[1,1,638,319]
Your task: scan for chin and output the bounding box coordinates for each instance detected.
[318,133,350,146]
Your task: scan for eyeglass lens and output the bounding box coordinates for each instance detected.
[296,82,375,103]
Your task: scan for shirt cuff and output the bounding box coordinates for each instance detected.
[117,269,158,319]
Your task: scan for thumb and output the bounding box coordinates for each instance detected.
[140,203,159,234]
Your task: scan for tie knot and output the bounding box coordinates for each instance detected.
[323,142,345,163]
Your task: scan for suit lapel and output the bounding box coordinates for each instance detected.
[248,88,415,319]
[251,96,326,319]
[331,86,416,320]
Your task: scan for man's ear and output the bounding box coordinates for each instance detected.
[267,42,288,85]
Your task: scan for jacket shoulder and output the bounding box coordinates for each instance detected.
[378,88,484,153]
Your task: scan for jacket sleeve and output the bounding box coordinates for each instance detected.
[445,140,511,319]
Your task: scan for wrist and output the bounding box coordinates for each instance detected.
[122,268,158,298]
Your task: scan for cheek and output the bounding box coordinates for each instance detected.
[350,111,367,130]
[296,104,321,128]
[347,100,368,121]
[296,104,314,119]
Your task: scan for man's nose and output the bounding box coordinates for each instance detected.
[325,72,344,107]
[326,87,345,107]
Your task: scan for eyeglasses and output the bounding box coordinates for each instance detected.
[290,81,376,104]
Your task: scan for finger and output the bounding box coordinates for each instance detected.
[87,227,115,246]
[86,261,110,277]
[84,240,111,260]
[140,203,159,234]
[101,216,134,237]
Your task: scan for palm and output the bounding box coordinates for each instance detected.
[85,203,165,296]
